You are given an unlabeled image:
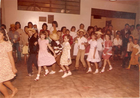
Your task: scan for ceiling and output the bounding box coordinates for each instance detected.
[109,0,140,6]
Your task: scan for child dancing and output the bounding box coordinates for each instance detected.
[86,34,100,74]
[35,31,56,81]
[100,34,113,73]
[60,35,72,78]
[0,28,18,98]
[126,39,140,69]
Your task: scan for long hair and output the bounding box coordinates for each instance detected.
[52,21,58,27]
[28,22,33,28]
[0,28,8,41]
[15,21,21,29]
[61,26,66,32]
[71,26,76,31]
[42,23,48,30]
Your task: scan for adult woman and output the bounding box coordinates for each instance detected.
[28,22,33,28]
[0,28,18,98]
[40,23,50,35]
[87,26,94,37]
[21,26,29,64]
[15,21,24,36]
[50,21,59,34]
[61,26,66,36]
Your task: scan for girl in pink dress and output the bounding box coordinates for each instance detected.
[100,34,113,73]
[35,31,56,81]
[0,29,18,98]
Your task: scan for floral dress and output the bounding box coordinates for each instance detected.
[0,41,16,83]
[60,42,72,66]
[102,40,112,60]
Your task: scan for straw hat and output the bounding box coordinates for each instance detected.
[77,29,86,35]
[49,32,59,41]
[27,28,36,34]
[95,31,103,35]
[10,24,15,28]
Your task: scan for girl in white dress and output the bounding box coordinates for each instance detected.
[87,34,101,74]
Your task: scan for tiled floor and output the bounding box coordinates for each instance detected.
[0,59,139,98]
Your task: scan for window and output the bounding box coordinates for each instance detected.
[18,0,80,14]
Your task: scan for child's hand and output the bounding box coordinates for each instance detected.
[12,67,17,74]
[81,43,84,45]
[34,42,38,45]
[54,53,56,58]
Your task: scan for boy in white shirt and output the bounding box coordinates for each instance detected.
[113,34,122,59]
[75,29,87,70]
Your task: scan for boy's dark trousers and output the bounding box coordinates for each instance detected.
[27,54,38,74]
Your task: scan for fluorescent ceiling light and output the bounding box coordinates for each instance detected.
[110,0,117,1]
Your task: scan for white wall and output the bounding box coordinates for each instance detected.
[2,0,139,31]
[91,16,135,31]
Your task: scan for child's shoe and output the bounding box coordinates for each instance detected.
[62,72,68,78]
[34,74,40,81]
[44,69,49,76]
[108,66,113,71]
[100,68,105,73]
[86,67,92,73]
[49,70,56,74]
[93,69,99,74]
[67,71,72,76]
[58,69,63,72]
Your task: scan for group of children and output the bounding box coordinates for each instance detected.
[0,21,140,98]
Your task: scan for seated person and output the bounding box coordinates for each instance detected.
[113,34,122,59]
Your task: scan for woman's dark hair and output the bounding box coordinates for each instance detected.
[65,29,70,33]
[130,25,135,28]
[129,36,133,40]
[52,21,58,27]
[125,23,129,27]
[42,23,48,30]
[97,28,102,31]
[1,24,6,29]
[106,29,112,35]
[116,31,121,35]
[40,31,46,38]
[136,24,140,28]
[71,26,76,31]
[0,28,8,41]
[87,26,94,32]
[15,21,21,28]
[80,23,84,27]
[61,26,66,32]
[28,22,33,28]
